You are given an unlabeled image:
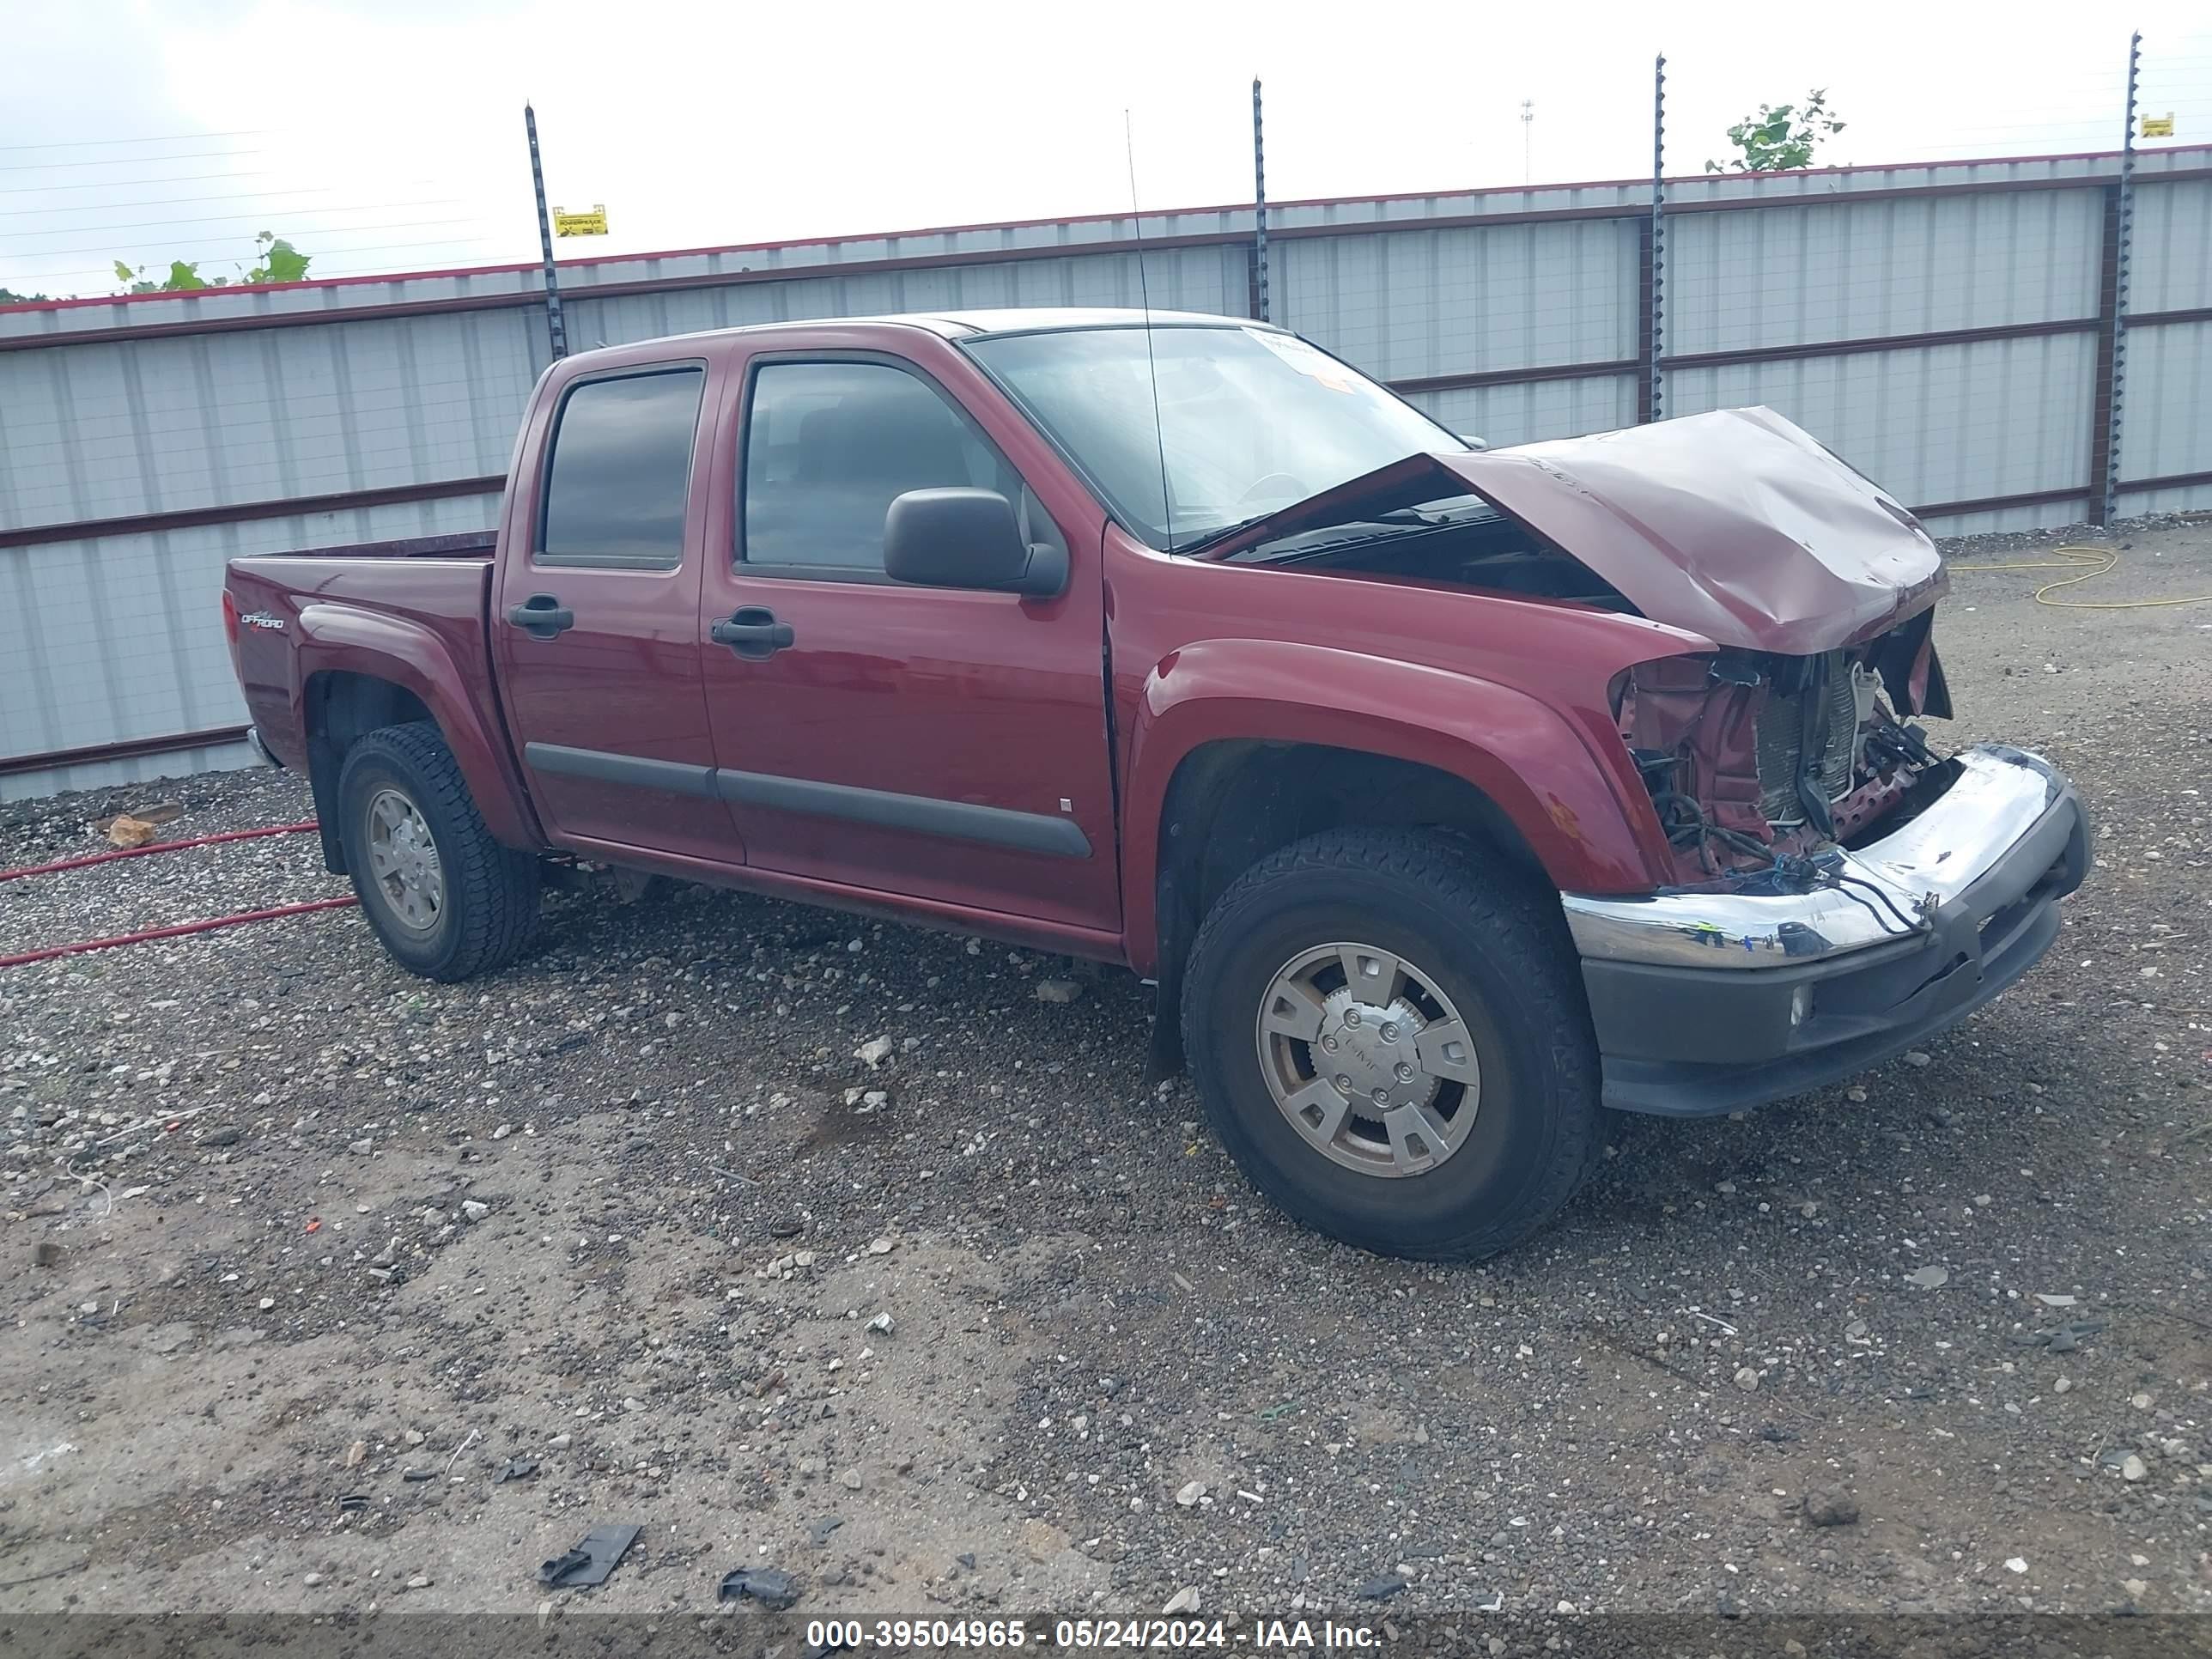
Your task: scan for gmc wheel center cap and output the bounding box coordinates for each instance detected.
[1316,989,1436,1111]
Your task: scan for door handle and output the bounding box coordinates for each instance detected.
[506,592,574,639]
[711,606,794,659]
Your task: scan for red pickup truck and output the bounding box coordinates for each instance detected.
[225,308,2088,1260]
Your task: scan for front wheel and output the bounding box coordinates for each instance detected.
[336,721,539,981]
[1181,829,1601,1261]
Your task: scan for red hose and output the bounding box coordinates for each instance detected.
[0,896,359,969]
[0,821,321,883]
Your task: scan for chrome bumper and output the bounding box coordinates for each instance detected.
[1562,745,2080,970]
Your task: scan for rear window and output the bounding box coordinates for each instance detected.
[538,367,705,568]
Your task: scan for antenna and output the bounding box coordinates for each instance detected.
[1125,108,1174,553]
[1521,99,1534,185]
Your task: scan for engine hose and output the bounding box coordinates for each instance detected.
[0,821,320,884]
[0,896,359,970]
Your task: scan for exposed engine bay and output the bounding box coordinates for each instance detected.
[1196,408,1969,890]
[1614,608,1954,882]
[1278,507,1959,884]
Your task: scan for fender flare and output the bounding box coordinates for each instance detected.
[1121,638,1664,975]
[295,605,542,849]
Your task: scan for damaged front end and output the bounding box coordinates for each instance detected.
[1617,607,1953,883]
[1194,406,2090,1114]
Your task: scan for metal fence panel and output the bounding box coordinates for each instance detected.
[0,311,540,535]
[0,490,500,802]
[2128,178,2212,314]
[1666,330,2098,530]
[1668,188,2105,356]
[6,145,2210,799]
[1279,219,1637,380]
[1402,376,1640,451]
[2119,319,2212,504]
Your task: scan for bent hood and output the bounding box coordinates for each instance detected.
[1199,406,1948,655]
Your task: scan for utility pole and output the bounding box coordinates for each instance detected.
[1252,78,1270,324]
[525,104,568,362]
[2101,31,2141,526]
[1647,55,1667,422]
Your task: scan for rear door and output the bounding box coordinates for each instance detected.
[493,356,742,865]
[696,336,1120,937]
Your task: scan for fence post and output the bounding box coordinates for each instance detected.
[525,104,568,362]
[2092,33,2141,526]
[1252,78,1271,324]
[1640,54,1667,422]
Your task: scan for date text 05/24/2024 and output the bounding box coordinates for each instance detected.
[803,1618,1384,1650]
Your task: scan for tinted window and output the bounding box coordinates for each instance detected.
[539,368,705,567]
[743,361,1032,570]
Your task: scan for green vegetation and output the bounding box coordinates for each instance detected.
[113,230,312,295]
[1707,91,1846,172]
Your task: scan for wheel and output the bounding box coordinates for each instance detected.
[1181,828,1601,1261]
[336,721,539,981]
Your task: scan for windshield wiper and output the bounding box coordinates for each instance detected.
[1182,499,1482,556]
[1172,512,1274,555]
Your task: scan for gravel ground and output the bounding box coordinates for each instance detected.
[3,520,2208,1627]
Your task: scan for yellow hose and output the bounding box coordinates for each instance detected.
[1948,541,2212,610]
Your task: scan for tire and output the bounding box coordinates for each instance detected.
[336,720,539,982]
[1181,828,1601,1261]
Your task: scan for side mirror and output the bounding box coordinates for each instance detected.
[1457,433,1489,451]
[884,488,1067,598]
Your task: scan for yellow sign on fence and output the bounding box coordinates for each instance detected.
[552,204,609,237]
[2140,114,2175,138]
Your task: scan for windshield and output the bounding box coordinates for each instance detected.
[962,324,1463,550]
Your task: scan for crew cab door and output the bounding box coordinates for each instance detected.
[697,334,1120,939]
[494,356,742,865]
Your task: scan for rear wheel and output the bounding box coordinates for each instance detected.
[1181,828,1601,1261]
[337,721,539,981]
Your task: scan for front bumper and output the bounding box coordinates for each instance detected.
[1559,744,2089,1115]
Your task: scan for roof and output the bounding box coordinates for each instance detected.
[696,307,1257,340]
[554,307,1260,368]
[910,307,1259,337]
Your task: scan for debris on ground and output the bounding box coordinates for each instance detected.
[1803,1490,1861,1528]
[2011,1317,2107,1352]
[496,1457,538,1483]
[719,1565,801,1610]
[91,803,182,837]
[539,1524,641,1589]
[102,815,160,849]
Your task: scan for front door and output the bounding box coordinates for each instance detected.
[493,356,741,866]
[697,342,1120,938]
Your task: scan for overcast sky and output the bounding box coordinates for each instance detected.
[4,0,2209,300]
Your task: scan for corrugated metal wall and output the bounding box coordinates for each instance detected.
[5,148,2209,800]
[2121,176,2212,513]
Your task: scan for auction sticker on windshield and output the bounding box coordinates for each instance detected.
[1245,328,1358,391]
